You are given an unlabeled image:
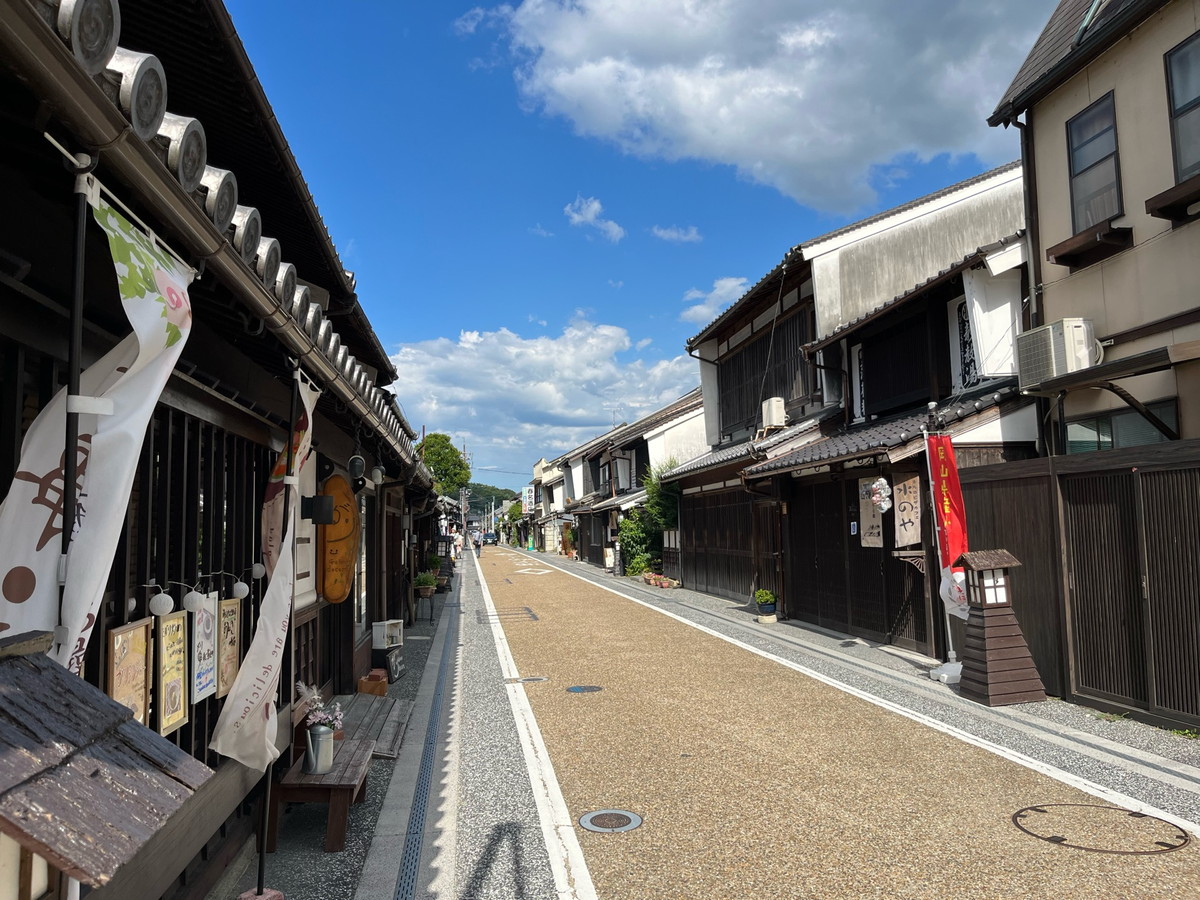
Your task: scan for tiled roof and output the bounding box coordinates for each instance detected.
[743,386,1021,477]
[685,248,801,350]
[989,0,1167,125]
[660,407,841,481]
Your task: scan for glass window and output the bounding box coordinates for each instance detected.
[1068,93,1122,232]
[1168,32,1200,182]
[1067,400,1176,454]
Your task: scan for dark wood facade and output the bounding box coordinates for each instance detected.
[960,439,1200,727]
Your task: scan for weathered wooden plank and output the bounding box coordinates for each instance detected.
[373,700,414,759]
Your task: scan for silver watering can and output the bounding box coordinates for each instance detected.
[304,724,334,774]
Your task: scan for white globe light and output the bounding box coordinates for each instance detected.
[182,590,205,612]
[149,591,174,616]
[127,597,137,613]
[231,581,250,599]
[250,563,266,580]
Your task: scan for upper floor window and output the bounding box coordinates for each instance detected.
[1168,32,1200,183]
[1066,399,1177,454]
[1068,92,1122,232]
[716,309,815,438]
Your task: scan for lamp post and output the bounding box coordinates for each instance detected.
[955,549,1046,707]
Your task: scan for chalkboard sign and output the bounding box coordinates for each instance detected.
[386,647,405,683]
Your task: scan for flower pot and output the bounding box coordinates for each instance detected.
[756,602,776,615]
[416,585,435,599]
[304,725,334,774]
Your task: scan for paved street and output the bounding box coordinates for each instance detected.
[215,547,1200,899]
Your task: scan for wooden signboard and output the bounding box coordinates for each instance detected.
[858,477,884,548]
[318,474,360,603]
[216,597,241,699]
[157,610,188,736]
[191,591,218,703]
[893,475,923,548]
[108,617,153,727]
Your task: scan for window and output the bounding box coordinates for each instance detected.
[1066,400,1177,454]
[716,310,815,438]
[1068,93,1122,232]
[1168,31,1200,182]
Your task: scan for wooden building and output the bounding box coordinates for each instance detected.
[0,1,434,897]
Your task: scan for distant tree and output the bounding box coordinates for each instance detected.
[466,483,520,506]
[417,433,470,497]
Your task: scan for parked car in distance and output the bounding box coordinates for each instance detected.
[483,532,498,545]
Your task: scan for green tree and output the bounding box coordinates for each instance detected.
[417,433,471,497]
[643,458,680,530]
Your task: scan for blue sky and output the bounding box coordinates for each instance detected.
[225,1,1056,492]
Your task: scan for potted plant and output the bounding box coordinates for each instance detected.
[415,571,437,599]
[426,554,442,573]
[754,589,778,623]
[296,682,344,774]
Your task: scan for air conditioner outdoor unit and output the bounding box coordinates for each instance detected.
[1016,318,1098,390]
[762,396,786,429]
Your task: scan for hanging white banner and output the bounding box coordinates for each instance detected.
[0,197,192,671]
[261,371,320,578]
[210,512,296,771]
[211,373,318,771]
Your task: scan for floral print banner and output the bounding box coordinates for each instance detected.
[0,195,192,671]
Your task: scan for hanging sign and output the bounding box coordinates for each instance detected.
[893,475,922,547]
[191,591,218,703]
[858,478,884,548]
[108,617,153,727]
[261,371,320,578]
[0,195,192,671]
[157,610,189,736]
[216,597,240,699]
[319,474,360,603]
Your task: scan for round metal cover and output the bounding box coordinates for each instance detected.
[567,685,603,693]
[1012,804,1189,855]
[579,809,642,833]
[504,676,549,684]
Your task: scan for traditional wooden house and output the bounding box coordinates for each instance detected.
[676,163,1038,663]
[984,0,1200,728]
[0,1,433,896]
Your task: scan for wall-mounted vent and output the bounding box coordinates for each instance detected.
[1016,318,1099,390]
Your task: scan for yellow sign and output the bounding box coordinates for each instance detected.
[319,474,360,603]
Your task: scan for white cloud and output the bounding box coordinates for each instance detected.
[390,318,698,488]
[608,279,623,289]
[529,222,554,237]
[474,0,1056,212]
[680,276,750,324]
[652,224,702,243]
[564,194,625,242]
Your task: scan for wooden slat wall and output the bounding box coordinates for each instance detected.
[680,491,753,601]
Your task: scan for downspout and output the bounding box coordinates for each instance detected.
[1014,112,1053,456]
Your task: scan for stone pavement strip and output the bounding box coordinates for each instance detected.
[478,548,1199,900]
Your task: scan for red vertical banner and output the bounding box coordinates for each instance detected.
[926,434,968,569]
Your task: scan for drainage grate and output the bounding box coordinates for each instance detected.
[567,685,603,693]
[476,607,538,624]
[579,809,642,833]
[1012,804,1190,855]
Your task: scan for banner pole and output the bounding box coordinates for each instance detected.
[254,364,300,896]
[58,155,93,648]
[922,419,963,684]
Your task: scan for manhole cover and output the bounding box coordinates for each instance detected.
[567,685,603,693]
[1012,804,1190,854]
[579,809,642,833]
[504,676,549,684]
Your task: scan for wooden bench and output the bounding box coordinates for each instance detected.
[266,738,375,852]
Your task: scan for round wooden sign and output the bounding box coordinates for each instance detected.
[318,474,360,603]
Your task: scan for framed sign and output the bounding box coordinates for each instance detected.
[858,477,884,548]
[216,597,241,699]
[108,617,153,727]
[157,610,188,736]
[191,591,218,703]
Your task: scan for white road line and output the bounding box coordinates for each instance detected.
[474,555,598,900]
[520,551,1200,839]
